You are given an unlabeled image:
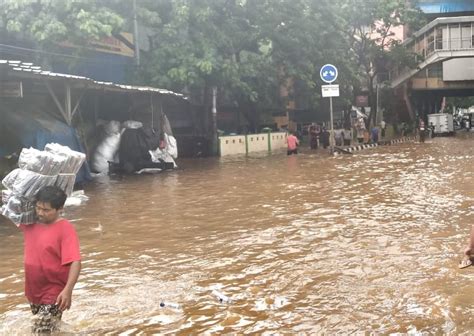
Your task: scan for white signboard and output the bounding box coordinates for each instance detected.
[321,84,339,97]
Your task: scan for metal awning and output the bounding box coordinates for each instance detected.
[0,59,186,98]
[1,60,187,125]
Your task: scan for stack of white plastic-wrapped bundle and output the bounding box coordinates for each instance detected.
[1,144,86,225]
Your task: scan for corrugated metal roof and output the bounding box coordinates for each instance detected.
[0,59,187,99]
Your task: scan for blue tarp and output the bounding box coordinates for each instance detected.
[1,110,92,184]
[418,1,474,13]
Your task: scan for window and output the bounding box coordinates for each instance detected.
[461,23,472,49]
[435,27,443,50]
[449,24,461,49]
[427,30,435,55]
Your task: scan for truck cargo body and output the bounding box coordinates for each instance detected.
[427,113,454,135]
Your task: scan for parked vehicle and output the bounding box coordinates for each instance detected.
[427,113,454,136]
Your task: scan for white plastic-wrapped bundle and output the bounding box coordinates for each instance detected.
[2,205,35,225]
[2,168,57,200]
[1,195,35,225]
[122,120,143,129]
[164,133,178,159]
[149,148,177,169]
[91,133,121,173]
[44,143,86,175]
[55,174,76,197]
[4,195,34,213]
[18,147,68,175]
[1,143,87,225]
[92,121,122,173]
[104,120,121,135]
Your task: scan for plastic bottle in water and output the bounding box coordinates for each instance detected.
[159,301,181,310]
[212,290,231,304]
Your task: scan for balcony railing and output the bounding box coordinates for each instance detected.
[391,16,474,88]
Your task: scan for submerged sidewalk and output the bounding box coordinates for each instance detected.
[333,136,416,156]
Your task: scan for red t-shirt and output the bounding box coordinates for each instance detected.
[21,219,81,304]
[287,135,299,150]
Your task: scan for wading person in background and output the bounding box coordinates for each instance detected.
[320,127,330,149]
[334,128,343,147]
[20,186,81,333]
[419,118,426,143]
[380,119,386,139]
[429,122,435,138]
[371,126,379,144]
[343,127,352,146]
[309,124,318,150]
[286,132,300,155]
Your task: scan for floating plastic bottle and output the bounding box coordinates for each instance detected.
[159,301,181,310]
[273,296,288,308]
[212,290,232,304]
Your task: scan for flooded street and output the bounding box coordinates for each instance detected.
[1,137,474,334]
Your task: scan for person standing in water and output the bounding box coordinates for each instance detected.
[20,186,81,333]
[286,132,300,155]
[419,118,426,143]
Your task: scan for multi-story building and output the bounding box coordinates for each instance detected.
[391,1,474,120]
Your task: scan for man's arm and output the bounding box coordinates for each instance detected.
[56,260,81,311]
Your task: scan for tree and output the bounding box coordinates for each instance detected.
[0,0,124,65]
[133,0,356,130]
[0,0,426,130]
[340,0,425,126]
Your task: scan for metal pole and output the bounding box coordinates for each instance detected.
[376,83,380,124]
[330,96,334,150]
[212,86,218,155]
[133,0,140,66]
[65,83,72,125]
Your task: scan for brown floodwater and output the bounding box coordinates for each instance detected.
[1,136,474,334]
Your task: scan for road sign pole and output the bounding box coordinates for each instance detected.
[320,64,338,153]
[329,96,334,151]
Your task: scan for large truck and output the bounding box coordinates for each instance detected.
[427,113,454,135]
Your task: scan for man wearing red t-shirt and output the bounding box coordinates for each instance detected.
[20,186,81,333]
[286,132,300,155]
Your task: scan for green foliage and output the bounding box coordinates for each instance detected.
[0,0,124,46]
[0,0,425,125]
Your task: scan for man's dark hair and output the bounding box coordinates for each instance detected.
[35,186,67,210]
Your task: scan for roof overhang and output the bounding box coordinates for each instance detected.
[0,60,187,99]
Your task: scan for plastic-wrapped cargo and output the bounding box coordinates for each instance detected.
[1,195,35,225]
[55,174,76,197]
[18,147,67,175]
[3,195,34,213]
[1,143,86,225]
[91,121,122,173]
[164,133,178,159]
[91,133,121,173]
[2,168,57,200]
[45,143,86,175]
[1,206,35,225]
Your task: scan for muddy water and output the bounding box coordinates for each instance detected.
[1,137,474,334]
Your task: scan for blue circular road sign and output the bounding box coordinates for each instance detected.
[320,64,338,84]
